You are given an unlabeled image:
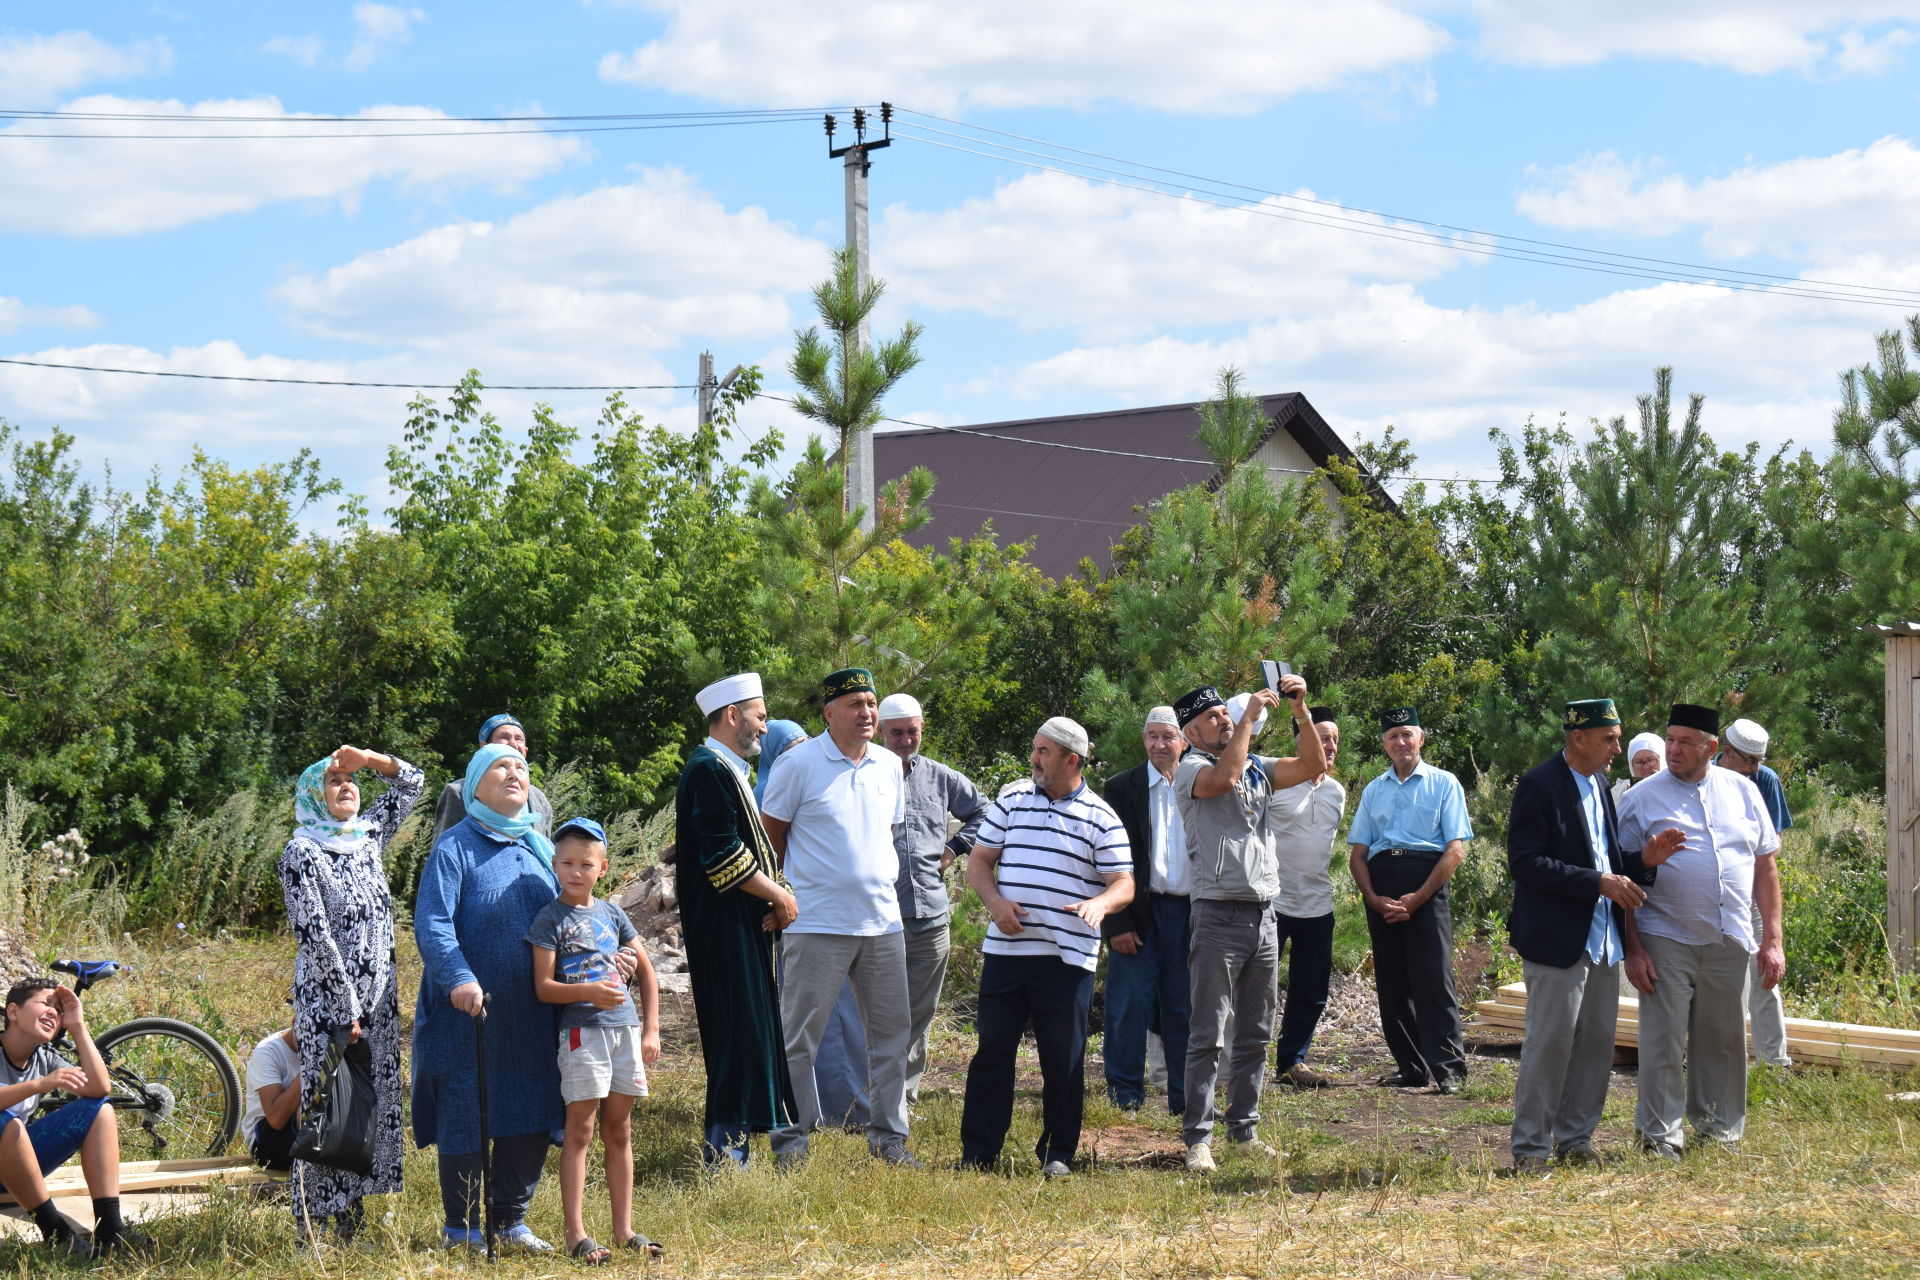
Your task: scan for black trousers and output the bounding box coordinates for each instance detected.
[1272,910,1336,1070]
[1364,858,1465,1083]
[960,954,1094,1168]
[436,1132,550,1231]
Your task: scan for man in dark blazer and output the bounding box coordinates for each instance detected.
[1506,697,1675,1171]
[1100,706,1191,1114]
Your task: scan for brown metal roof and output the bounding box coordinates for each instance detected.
[872,392,1365,580]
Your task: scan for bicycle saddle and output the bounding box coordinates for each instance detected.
[51,959,123,989]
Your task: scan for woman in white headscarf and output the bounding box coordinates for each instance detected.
[278,745,424,1243]
[1611,731,1665,802]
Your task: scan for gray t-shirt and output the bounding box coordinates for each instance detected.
[1,1042,68,1122]
[524,896,640,1029]
[1174,751,1280,902]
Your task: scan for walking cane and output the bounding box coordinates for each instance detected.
[473,991,495,1263]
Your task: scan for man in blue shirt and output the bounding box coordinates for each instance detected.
[1716,717,1793,1067]
[1504,698,1672,1171]
[1346,708,1474,1092]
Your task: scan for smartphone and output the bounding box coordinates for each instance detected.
[1261,660,1294,696]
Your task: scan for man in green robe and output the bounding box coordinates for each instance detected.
[675,672,799,1166]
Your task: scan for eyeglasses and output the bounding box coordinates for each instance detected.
[1724,746,1765,766]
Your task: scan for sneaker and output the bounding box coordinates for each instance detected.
[1184,1142,1216,1173]
[1040,1160,1072,1180]
[872,1143,925,1169]
[1638,1139,1683,1163]
[1278,1062,1333,1089]
[1229,1136,1278,1159]
[442,1227,484,1250]
[498,1223,555,1253]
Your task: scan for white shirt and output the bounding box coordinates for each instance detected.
[978,780,1132,971]
[1268,774,1347,918]
[759,733,905,936]
[1617,763,1780,953]
[242,1030,301,1138]
[1146,766,1189,895]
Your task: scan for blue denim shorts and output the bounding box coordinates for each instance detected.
[0,1095,106,1175]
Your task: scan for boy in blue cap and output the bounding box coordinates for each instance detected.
[526,818,663,1261]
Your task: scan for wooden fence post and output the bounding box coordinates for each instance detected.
[1873,623,1920,971]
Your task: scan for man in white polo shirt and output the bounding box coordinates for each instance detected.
[759,666,920,1168]
[1618,702,1783,1158]
[960,717,1133,1179]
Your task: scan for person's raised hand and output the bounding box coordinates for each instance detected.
[1597,873,1647,909]
[330,744,373,773]
[449,982,486,1016]
[1277,673,1309,705]
[1642,828,1685,866]
[51,984,85,1031]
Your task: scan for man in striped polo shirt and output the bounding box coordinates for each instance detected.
[960,716,1134,1178]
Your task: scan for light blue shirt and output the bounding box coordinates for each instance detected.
[1568,759,1621,966]
[1346,759,1473,857]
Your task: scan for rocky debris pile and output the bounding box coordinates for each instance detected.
[615,858,689,994]
[0,923,35,988]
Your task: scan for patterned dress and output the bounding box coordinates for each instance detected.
[279,761,424,1221]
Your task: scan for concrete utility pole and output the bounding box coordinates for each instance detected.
[697,350,715,429]
[826,104,892,532]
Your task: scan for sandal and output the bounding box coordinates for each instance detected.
[569,1236,612,1265]
[617,1233,666,1258]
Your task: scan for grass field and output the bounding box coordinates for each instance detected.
[10,927,1920,1280]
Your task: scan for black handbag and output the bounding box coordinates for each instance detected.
[291,1028,376,1175]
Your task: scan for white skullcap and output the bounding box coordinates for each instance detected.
[1226,691,1269,737]
[1627,731,1663,762]
[1037,716,1090,758]
[1723,718,1769,758]
[878,693,923,721]
[696,672,763,716]
[1144,705,1179,730]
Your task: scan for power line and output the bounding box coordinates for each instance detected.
[749,392,1501,486]
[0,358,692,390]
[0,106,828,123]
[893,107,1920,305]
[889,116,1920,310]
[0,117,820,142]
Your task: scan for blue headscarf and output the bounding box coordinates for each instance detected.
[293,754,373,850]
[476,712,523,747]
[754,720,809,808]
[462,743,553,868]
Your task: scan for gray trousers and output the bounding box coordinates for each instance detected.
[1636,933,1751,1148]
[903,913,951,1103]
[1181,899,1278,1147]
[773,931,912,1156]
[1747,903,1790,1065]
[1511,957,1618,1159]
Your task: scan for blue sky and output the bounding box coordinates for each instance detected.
[4,2,1919,516]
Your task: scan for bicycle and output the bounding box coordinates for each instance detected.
[31,959,244,1159]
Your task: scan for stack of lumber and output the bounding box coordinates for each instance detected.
[0,1156,278,1205]
[1471,982,1920,1070]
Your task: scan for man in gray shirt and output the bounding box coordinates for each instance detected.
[432,713,554,843]
[1173,677,1325,1173]
[811,692,990,1120]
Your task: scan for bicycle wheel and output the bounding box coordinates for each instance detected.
[93,1017,243,1157]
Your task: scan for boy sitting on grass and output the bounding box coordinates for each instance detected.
[243,1023,300,1172]
[0,978,151,1258]
[526,817,663,1263]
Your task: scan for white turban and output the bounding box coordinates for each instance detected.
[1226,691,1269,737]
[878,693,923,721]
[1627,731,1664,763]
[1037,716,1091,758]
[696,672,763,716]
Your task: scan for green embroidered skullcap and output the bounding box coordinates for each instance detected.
[822,667,876,703]
[1562,698,1620,730]
[1378,706,1420,731]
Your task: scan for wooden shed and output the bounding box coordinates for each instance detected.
[1870,622,1920,969]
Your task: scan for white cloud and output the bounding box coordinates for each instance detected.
[345,4,425,72]
[599,0,1450,113]
[878,172,1476,343]
[1472,1,1920,75]
[263,34,326,68]
[0,298,102,335]
[1516,138,1920,264]
[0,31,171,104]
[0,95,587,236]
[273,168,828,374]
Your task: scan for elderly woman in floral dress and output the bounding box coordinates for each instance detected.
[278,744,424,1243]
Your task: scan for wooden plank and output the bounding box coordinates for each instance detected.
[0,1157,277,1205]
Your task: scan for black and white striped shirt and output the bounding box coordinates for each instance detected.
[976,779,1132,971]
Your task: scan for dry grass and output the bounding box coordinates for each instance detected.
[9,930,1920,1280]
